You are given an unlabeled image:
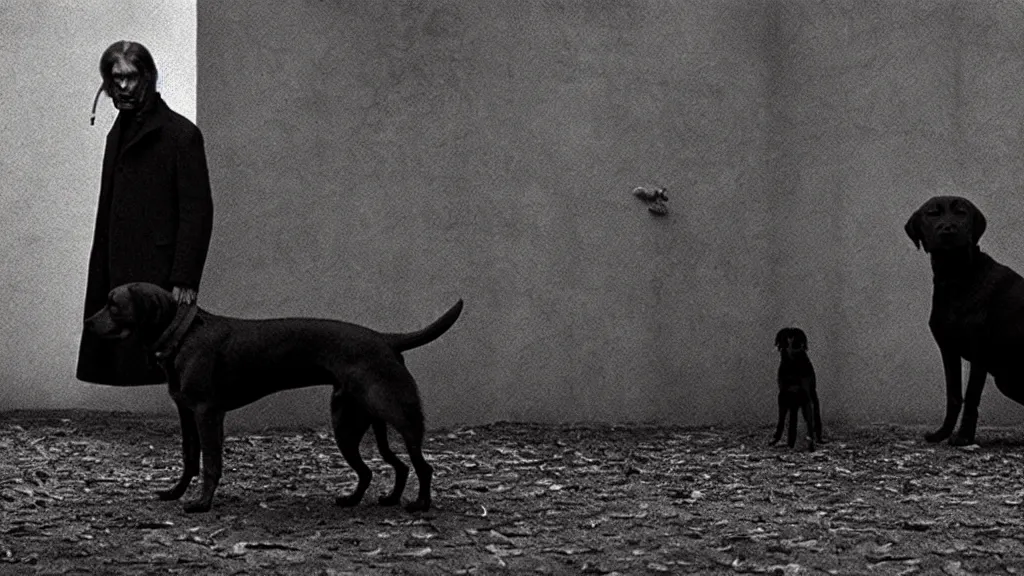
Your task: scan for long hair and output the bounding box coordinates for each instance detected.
[91,41,158,125]
[99,41,158,97]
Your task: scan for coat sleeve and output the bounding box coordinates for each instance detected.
[169,128,214,289]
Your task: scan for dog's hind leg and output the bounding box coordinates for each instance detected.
[400,427,432,513]
[157,401,200,501]
[361,364,431,512]
[332,393,373,507]
[373,420,409,506]
[811,390,823,443]
[183,406,225,513]
[994,371,1024,406]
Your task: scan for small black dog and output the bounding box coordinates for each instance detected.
[771,328,823,451]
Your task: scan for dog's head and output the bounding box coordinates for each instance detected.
[775,327,808,359]
[84,282,178,342]
[905,195,986,254]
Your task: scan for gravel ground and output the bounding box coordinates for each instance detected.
[2,410,1024,575]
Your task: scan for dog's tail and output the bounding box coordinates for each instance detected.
[384,299,464,353]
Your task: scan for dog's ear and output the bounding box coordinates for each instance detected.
[127,285,151,324]
[128,284,176,329]
[904,209,924,251]
[966,200,987,245]
[774,329,787,350]
[797,330,808,350]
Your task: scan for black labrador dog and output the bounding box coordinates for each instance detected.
[85,282,463,513]
[906,195,1024,445]
[772,327,822,451]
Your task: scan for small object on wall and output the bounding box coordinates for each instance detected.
[632,186,668,216]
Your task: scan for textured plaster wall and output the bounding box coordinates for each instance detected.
[191,0,1024,429]
[762,1,1024,424]
[0,0,195,413]
[197,1,771,428]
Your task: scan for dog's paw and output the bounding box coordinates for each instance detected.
[924,428,953,443]
[182,499,212,514]
[405,499,431,513]
[155,488,184,501]
[378,494,402,507]
[949,433,976,447]
[335,494,363,508]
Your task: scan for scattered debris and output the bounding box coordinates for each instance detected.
[0,411,1022,574]
[632,186,669,216]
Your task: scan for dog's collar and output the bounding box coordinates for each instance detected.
[152,304,199,360]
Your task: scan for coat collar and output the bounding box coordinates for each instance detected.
[106,92,171,156]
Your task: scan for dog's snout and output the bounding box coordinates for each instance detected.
[84,306,131,339]
[933,217,967,247]
[83,310,103,332]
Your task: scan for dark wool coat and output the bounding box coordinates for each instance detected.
[76,94,214,386]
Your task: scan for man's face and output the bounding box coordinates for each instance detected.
[109,58,148,111]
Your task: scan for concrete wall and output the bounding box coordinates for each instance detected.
[195,0,1024,429]
[4,1,1024,431]
[0,0,195,413]
[196,0,776,428]
[763,0,1024,422]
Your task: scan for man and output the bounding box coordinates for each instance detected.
[77,41,214,386]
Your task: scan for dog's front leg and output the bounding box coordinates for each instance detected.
[183,405,225,513]
[156,401,200,501]
[925,347,964,443]
[770,394,786,445]
[786,405,799,448]
[950,362,988,446]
